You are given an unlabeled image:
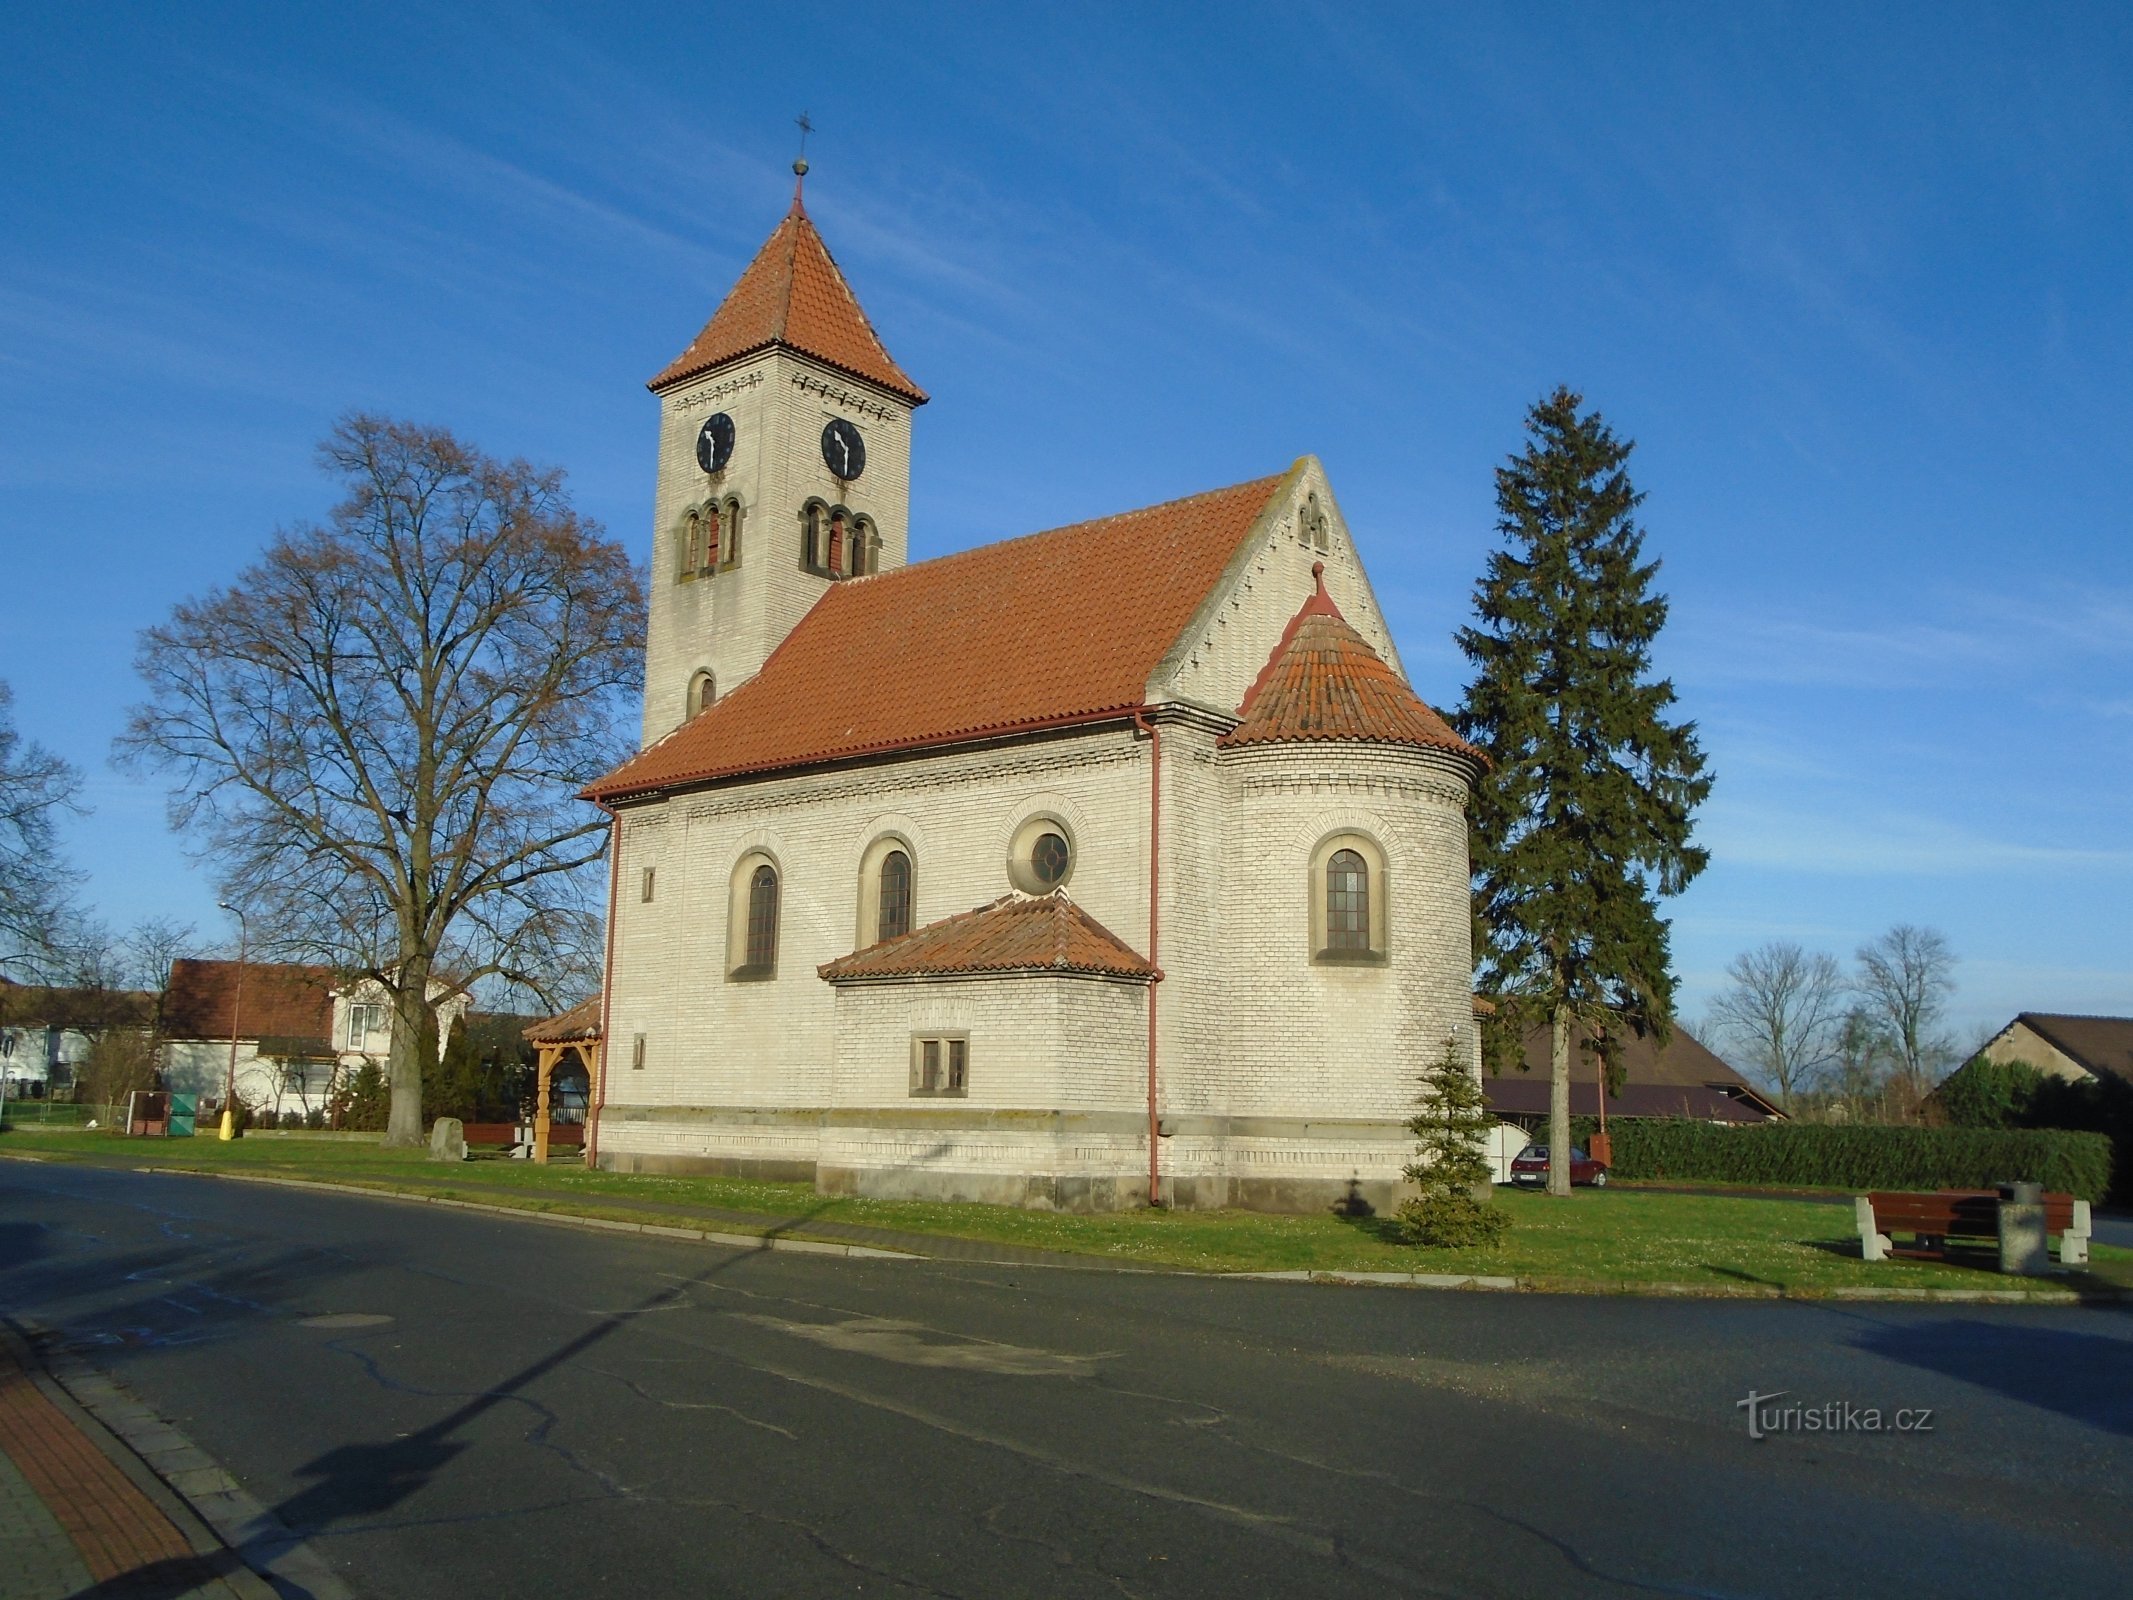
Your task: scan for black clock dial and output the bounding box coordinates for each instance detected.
[821,418,866,480]
[695,412,735,474]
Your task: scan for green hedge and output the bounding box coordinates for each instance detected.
[1566,1118,2112,1202]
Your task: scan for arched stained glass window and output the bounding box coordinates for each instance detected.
[746,864,779,971]
[877,850,912,942]
[1326,849,1369,951]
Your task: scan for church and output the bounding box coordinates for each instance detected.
[582,176,1485,1212]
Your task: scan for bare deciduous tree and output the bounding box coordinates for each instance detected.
[0,680,84,978]
[1854,925,1957,1102]
[119,415,645,1146]
[1706,941,1845,1113]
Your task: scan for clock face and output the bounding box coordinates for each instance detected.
[695,413,735,474]
[820,418,866,481]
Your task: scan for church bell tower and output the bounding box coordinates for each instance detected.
[640,170,927,747]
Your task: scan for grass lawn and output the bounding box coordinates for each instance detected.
[3,1124,2124,1298]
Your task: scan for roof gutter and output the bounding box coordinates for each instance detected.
[585,704,1151,806]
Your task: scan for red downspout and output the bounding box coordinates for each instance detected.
[1132,710,1164,1207]
[587,806,621,1168]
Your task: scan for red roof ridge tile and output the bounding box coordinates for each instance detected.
[648,204,926,403]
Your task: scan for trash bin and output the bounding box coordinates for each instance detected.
[1997,1181,2048,1275]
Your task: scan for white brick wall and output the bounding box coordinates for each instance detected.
[642,349,916,745]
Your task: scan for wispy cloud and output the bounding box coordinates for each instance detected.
[1702,800,2133,876]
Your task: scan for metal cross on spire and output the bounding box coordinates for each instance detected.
[792,112,814,203]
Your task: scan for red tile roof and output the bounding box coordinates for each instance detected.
[1217,564,1483,764]
[819,892,1157,984]
[586,471,1290,801]
[160,959,335,1044]
[523,995,602,1044]
[648,199,927,403]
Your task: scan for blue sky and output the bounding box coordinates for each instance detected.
[3,2,2127,1041]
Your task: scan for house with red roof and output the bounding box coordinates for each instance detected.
[584,178,1484,1212]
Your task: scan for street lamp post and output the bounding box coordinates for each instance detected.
[217,901,248,1141]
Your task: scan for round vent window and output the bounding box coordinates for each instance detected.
[1031,832,1070,886]
[1007,815,1077,894]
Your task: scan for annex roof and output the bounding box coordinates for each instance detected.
[586,471,1290,802]
[2011,1013,2133,1084]
[819,891,1157,985]
[523,995,603,1045]
[648,198,927,403]
[1485,1021,1784,1122]
[1218,564,1483,764]
[161,959,335,1045]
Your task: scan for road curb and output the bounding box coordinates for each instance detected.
[11,1152,2125,1304]
[2,1317,337,1600]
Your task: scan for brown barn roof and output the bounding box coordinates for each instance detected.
[1219,564,1482,763]
[1485,1022,1783,1121]
[523,996,603,1044]
[648,198,926,403]
[160,959,335,1044]
[586,471,1290,802]
[819,892,1157,984]
[2014,1013,2133,1085]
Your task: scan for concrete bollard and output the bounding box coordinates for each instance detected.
[428,1117,467,1163]
[1998,1181,2048,1276]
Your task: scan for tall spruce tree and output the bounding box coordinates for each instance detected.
[1457,387,1711,1197]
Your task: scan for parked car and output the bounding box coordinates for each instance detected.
[1508,1144,1609,1187]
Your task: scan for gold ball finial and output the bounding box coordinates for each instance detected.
[793,158,809,177]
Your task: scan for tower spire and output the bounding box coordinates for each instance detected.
[791,111,813,209]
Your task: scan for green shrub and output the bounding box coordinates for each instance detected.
[1934,1057,2046,1129]
[1399,1040,1509,1246]
[1567,1118,2111,1201]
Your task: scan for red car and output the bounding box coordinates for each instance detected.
[1509,1144,1609,1187]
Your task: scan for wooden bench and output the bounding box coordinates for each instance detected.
[1856,1189,2090,1266]
[461,1121,586,1154]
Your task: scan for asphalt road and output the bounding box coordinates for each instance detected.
[3,1162,2129,1600]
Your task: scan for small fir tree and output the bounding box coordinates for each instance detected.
[1458,387,1711,1196]
[1399,1039,1510,1247]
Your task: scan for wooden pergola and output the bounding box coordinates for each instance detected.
[520,996,601,1165]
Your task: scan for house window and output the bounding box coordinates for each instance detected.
[911,1034,968,1097]
[640,866,657,903]
[745,864,778,973]
[345,1002,386,1049]
[878,849,912,942]
[1310,832,1388,964]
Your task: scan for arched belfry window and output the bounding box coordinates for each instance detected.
[721,496,743,568]
[877,849,912,942]
[802,502,826,574]
[679,512,702,581]
[687,670,716,718]
[703,502,722,570]
[849,516,875,578]
[745,865,778,970]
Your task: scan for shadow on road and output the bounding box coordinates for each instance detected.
[1853,1317,2133,1436]
[269,1201,844,1534]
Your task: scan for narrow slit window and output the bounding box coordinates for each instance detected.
[877,850,911,943]
[640,866,656,903]
[631,1033,646,1070]
[746,864,779,971]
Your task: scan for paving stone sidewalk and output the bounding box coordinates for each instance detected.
[0,1333,272,1600]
